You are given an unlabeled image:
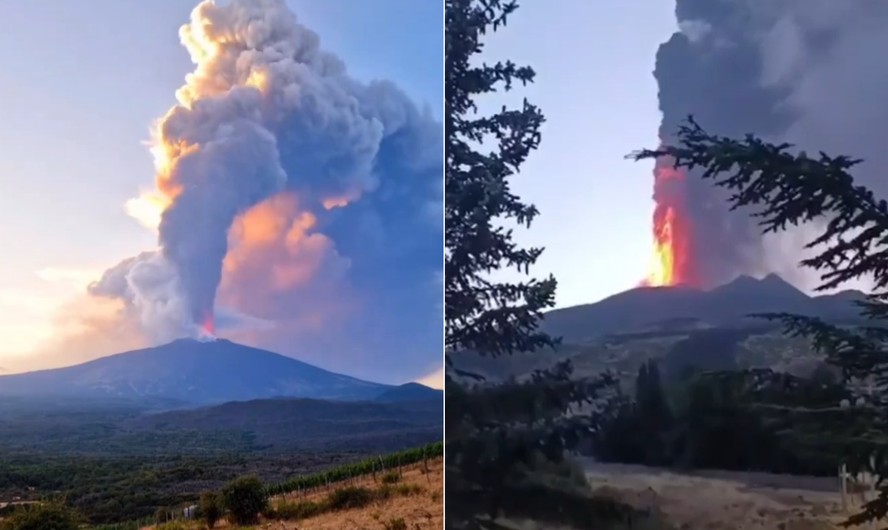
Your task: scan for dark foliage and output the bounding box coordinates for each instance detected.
[326,486,375,511]
[445,0,621,527]
[0,503,80,530]
[630,117,888,526]
[445,0,555,358]
[198,492,221,529]
[220,476,267,525]
[594,365,849,476]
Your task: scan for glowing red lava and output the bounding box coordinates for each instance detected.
[642,155,697,287]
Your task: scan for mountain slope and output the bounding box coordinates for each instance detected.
[124,397,442,451]
[374,382,442,402]
[540,274,864,341]
[0,339,389,404]
[451,274,865,383]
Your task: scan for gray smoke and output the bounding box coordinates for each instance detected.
[93,0,441,340]
[657,0,888,290]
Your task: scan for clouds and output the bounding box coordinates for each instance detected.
[655,0,888,291]
[68,0,443,383]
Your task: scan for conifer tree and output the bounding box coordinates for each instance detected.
[445,0,620,527]
[630,117,888,526]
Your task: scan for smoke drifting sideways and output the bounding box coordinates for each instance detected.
[83,0,441,378]
[654,0,888,291]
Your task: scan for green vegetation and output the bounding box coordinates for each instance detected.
[630,118,888,526]
[220,476,267,525]
[594,361,849,476]
[326,486,375,510]
[445,1,635,528]
[266,441,442,496]
[380,471,401,484]
[0,503,80,530]
[0,442,440,526]
[268,482,427,522]
[198,492,221,529]
[270,499,325,520]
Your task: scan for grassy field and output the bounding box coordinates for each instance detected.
[137,456,443,530]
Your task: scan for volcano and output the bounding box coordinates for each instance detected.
[0,339,392,405]
[541,274,865,342]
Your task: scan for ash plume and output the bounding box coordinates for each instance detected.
[94,0,442,349]
[654,0,888,290]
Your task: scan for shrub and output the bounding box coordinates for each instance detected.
[199,491,222,528]
[0,503,80,530]
[153,507,170,525]
[381,471,400,484]
[382,518,407,530]
[221,476,267,525]
[272,500,326,520]
[326,486,375,511]
[393,484,423,497]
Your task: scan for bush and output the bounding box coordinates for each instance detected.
[153,507,170,525]
[199,491,221,528]
[272,500,326,520]
[381,471,400,484]
[221,476,267,525]
[383,518,407,530]
[326,486,375,511]
[378,483,424,501]
[0,503,80,530]
[393,484,423,497]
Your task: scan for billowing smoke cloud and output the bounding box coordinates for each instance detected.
[654,0,888,290]
[90,0,442,363]
[71,0,443,383]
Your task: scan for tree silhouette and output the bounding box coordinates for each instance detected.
[630,117,888,526]
[445,0,621,528]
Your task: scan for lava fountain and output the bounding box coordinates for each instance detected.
[643,153,698,287]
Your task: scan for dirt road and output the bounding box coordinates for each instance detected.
[581,460,878,529]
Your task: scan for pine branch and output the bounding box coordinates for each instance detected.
[628,118,888,526]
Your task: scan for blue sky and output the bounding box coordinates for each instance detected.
[0,0,681,384]
[0,0,443,385]
[480,1,678,308]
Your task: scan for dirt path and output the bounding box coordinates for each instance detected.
[581,460,879,529]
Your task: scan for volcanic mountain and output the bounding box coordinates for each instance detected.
[0,339,392,405]
[540,273,865,342]
[451,274,866,384]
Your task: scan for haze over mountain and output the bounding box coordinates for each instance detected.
[125,396,442,452]
[0,339,394,405]
[541,274,864,341]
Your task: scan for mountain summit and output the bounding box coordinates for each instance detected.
[540,273,864,341]
[0,339,389,405]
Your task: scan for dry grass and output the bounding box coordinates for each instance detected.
[577,461,885,530]
[269,457,442,529]
[141,458,443,530]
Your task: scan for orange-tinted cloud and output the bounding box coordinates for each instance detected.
[219,192,353,325]
[8,294,148,373]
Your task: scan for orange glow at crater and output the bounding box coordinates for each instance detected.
[201,311,215,336]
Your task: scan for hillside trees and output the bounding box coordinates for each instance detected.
[0,503,80,530]
[445,0,620,527]
[630,117,888,526]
